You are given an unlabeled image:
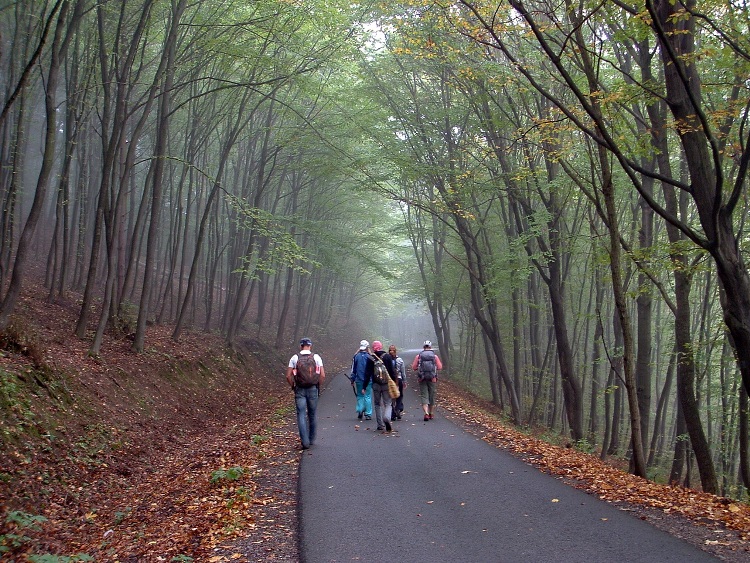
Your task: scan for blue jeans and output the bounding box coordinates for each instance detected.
[355,381,372,416]
[294,385,319,448]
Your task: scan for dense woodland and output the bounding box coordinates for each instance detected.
[3,0,750,500]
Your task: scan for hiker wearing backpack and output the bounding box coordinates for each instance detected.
[412,340,443,421]
[364,341,396,433]
[388,344,406,421]
[286,337,326,450]
[349,340,373,421]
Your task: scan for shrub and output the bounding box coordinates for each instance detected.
[210,466,245,484]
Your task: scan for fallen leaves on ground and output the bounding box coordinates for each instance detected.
[1,284,749,561]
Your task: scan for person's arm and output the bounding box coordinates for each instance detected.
[384,354,396,377]
[285,364,295,389]
[398,358,407,386]
[411,355,419,371]
[435,355,443,370]
[363,356,373,389]
[316,354,326,386]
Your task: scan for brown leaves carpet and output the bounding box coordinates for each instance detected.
[0,287,749,561]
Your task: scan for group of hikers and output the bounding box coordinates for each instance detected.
[285,338,443,450]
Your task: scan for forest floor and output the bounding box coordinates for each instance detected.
[0,284,749,561]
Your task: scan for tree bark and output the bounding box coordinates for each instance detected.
[0,1,72,328]
[133,0,187,352]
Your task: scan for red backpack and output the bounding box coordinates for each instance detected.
[295,353,320,387]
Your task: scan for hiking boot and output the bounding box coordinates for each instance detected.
[357,411,363,420]
[365,415,372,420]
[429,413,434,420]
[424,414,429,421]
[385,420,392,432]
[377,426,384,431]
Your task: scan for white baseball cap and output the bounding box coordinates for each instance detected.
[423,340,432,347]
[359,339,369,350]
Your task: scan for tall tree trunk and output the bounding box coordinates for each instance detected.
[739,385,749,490]
[649,0,750,405]
[133,0,187,352]
[670,394,688,485]
[0,1,72,328]
[173,94,254,340]
[589,262,604,444]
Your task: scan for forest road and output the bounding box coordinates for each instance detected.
[298,371,718,563]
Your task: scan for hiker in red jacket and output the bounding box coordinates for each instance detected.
[412,340,442,421]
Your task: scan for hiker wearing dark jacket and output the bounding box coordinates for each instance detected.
[349,340,373,421]
[412,340,443,421]
[364,340,396,433]
[389,345,406,420]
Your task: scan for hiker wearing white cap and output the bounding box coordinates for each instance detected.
[349,340,373,420]
[412,340,443,421]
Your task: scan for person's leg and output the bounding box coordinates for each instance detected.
[364,384,373,418]
[395,381,404,416]
[373,383,385,429]
[356,381,366,417]
[419,381,430,420]
[307,386,319,444]
[428,381,436,418]
[295,388,310,448]
[383,390,393,425]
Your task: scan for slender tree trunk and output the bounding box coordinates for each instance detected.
[670,394,688,485]
[589,263,604,444]
[648,345,675,466]
[739,385,749,490]
[133,0,186,352]
[0,1,71,328]
[173,94,254,341]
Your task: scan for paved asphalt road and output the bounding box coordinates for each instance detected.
[298,368,718,563]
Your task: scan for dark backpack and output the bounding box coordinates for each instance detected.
[418,350,437,381]
[295,353,320,387]
[371,353,389,385]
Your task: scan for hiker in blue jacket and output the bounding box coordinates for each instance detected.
[350,340,373,421]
